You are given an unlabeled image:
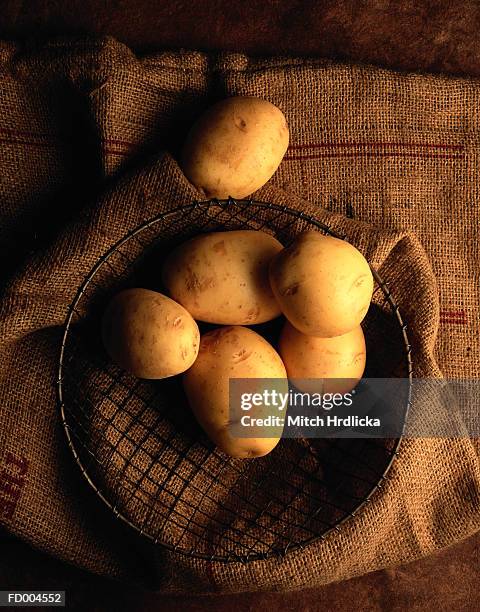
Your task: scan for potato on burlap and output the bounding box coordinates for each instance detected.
[162,230,283,325]
[269,231,374,337]
[183,326,288,458]
[279,322,366,394]
[102,288,199,379]
[181,96,289,199]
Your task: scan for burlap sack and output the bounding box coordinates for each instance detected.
[0,37,479,592]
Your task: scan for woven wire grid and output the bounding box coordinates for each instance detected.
[57,198,413,563]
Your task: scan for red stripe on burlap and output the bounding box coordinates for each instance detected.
[105,148,131,156]
[440,310,467,317]
[0,131,465,163]
[0,137,57,149]
[439,309,467,325]
[288,141,463,151]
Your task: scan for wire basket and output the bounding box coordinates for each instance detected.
[57,198,412,563]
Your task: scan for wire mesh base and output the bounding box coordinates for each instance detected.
[57,198,412,563]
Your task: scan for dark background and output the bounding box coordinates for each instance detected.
[1,1,479,610]
[1,0,480,76]
[1,527,479,611]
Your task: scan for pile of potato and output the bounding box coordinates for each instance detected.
[102,229,373,459]
[101,96,374,459]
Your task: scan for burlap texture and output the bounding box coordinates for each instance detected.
[0,37,479,592]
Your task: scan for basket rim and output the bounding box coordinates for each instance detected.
[57,197,413,564]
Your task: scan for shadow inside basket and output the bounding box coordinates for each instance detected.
[59,200,410,562]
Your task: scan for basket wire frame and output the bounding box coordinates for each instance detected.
[57,198,413,563]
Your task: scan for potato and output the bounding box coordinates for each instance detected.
[269,231,374,337]
[279,322,366,394]
[102,288,199,379]
[181,96,289,199]
[183,326,288,458]
[162,230,283,325]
